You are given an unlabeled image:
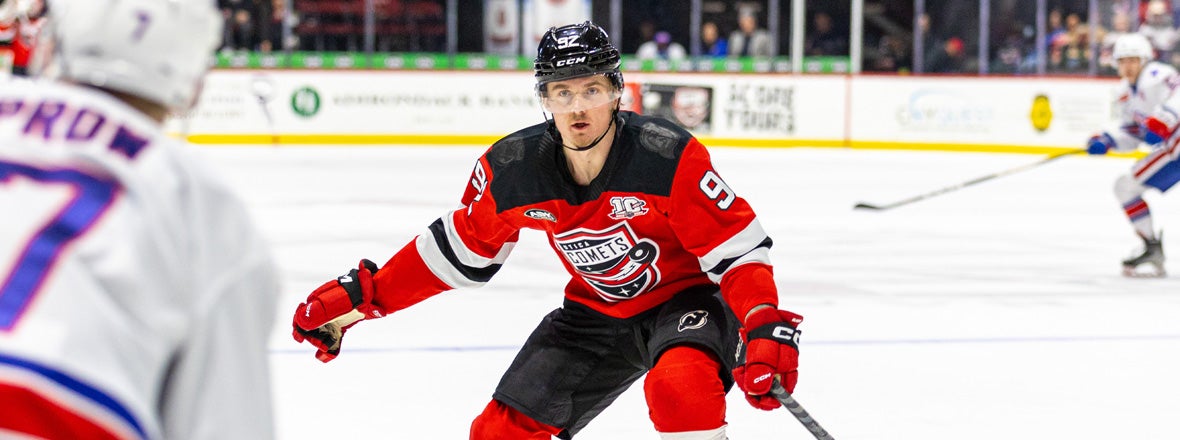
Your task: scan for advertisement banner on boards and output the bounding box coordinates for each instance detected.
[849,76,1118,148]
[622,82,716,134]
[173,69,1117,152]
[174,70,543,138]
[622,73,846,141]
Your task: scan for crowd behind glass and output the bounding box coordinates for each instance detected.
[6,0,1177,76]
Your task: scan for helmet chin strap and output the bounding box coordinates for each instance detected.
[548,102,620,152]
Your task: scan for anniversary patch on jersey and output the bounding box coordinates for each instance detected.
[607,196,648,220]
[555,222,661,302]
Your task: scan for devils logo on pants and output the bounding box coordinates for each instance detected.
[555,222,662,302]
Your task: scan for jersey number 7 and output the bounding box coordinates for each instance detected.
[0,161,118,331]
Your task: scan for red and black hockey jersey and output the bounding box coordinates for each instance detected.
[370,111,779,320]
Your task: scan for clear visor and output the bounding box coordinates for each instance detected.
[540,82,621,114]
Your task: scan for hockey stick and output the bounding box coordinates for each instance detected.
[771,378,835,440]
[853,148,1086,211]
[250,75,280,146]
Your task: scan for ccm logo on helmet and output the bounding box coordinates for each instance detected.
[556,56,586,67]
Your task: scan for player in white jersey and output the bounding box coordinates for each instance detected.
[1086,33,1179,277]
[0,0,279,439]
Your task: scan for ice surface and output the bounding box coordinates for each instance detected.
[202,145,1180,439]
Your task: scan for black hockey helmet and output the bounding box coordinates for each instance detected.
[533,21,624,93]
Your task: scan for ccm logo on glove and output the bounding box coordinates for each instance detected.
[770,326,800,344]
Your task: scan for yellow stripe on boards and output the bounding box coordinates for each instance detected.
[178,133,1149,159]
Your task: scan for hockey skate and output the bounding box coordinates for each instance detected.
[1122,233,1166,278]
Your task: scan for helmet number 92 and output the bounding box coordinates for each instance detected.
[698,170,735,210]
[555,35,580,49]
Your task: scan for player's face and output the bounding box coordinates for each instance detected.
[1117,57,1143,82]
[542,74,620,114]
[544,75,620,147]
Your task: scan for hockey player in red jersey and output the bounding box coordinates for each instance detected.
[292,21,805,439]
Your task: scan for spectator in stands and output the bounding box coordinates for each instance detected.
[728,8,774,57]
[220,0,258,51]
[1137,0,1160,25]
[637,30,687,60]
[1064,11,1085,37]
[633,20,657,55]
[1139,0,1179,62]
[868,34,910,72]
[804,12,847,56]
[915,12,937,71]
[1044,8,1066,53]
[258,0,293,53]
[1101,12,1134,74]
[0,0,45,76]
[990,36,1024,74]
[1058,24,1093,73]
[700,21,727,57]
[925,36,966,73]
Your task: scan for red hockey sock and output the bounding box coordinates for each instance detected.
[644,345,727,433]
[469,399,562,440]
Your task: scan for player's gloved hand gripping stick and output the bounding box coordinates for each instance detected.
[733,307,803,410]
[734,307,835,438]
[292,259,385,362]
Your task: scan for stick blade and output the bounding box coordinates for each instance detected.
[853,202,883,211]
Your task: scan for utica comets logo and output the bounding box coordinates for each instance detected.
[555,223,661,301]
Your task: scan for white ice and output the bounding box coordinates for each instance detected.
[201,145,1180,439]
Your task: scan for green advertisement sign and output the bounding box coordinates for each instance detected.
[216,52,850,74]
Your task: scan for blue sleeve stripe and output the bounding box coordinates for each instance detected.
[0,352,146,439]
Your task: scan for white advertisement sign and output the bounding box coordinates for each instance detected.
[173,69,1122,153]
[174,70,543,140]
[849,76,1119,149]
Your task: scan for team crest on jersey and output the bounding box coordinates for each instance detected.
[554,222,661,301]
[678,310,709,332]
[608,196,649,220]
[524,209,556,222]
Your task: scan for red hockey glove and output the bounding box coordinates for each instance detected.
[732,307,803,410]
[292,259,385,362]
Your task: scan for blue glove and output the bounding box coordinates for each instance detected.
[1144,128,1164,145]
[1087,133,1114,155]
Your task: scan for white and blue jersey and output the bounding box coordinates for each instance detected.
[0,80,278,439]
[1108,61,1180,193]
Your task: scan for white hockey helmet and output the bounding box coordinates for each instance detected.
[32,0,222,113]
[1112,33,1155,62]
